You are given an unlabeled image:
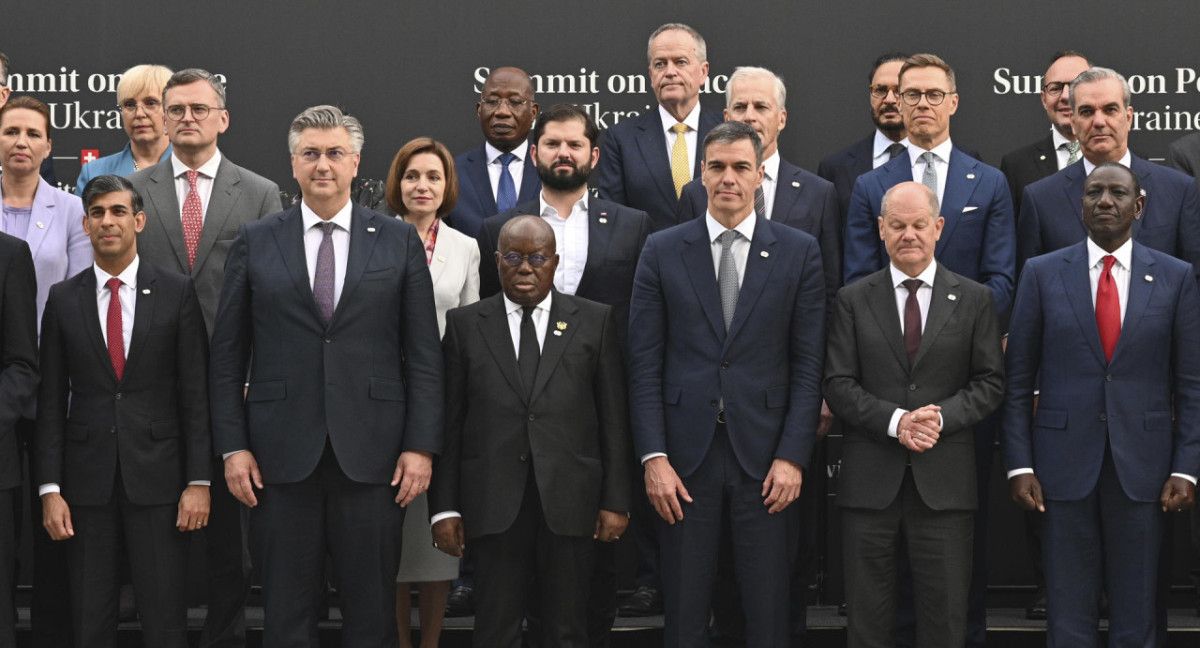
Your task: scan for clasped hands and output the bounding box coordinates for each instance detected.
[897,404,941,453]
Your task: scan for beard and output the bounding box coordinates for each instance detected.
[537,159,592,192]
[872,106,905,133]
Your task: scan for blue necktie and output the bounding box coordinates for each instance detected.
[496,152,517,213]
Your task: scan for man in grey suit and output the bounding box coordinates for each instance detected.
[824,181,1004,648]
[128,68,280,648]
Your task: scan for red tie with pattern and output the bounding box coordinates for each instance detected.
[106,277,125,381]
[1096,255,1121,362]
[181,170,203,269]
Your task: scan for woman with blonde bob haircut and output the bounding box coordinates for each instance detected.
[74,64,174,195]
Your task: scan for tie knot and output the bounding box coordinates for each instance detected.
[920,151,937,165]
[1102,254,1117,273]
[1066,141,1081,154]
[319,221,336,236]
[522,305,536,320]
[185,169,200,186]
[672,123,688,135]
[902,278,922,296]
[106,277,122,293]
[717,229,740,250]
[887,143,907,160]
[498,152,517,167]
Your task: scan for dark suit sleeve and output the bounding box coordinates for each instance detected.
[476,224,501,299]
[673,183,701,223]
[35,286,69,487]
[209,228,254,455]
[176,279,212,482]
[398,227,445,454]
[594,306,634,513]
[596,130,627,206]
[932,289,1005,435]
[1173,181,1200,287]
[1170,263,1200,477]
[817,183,843,310]
[1167,139,1194,176]
[1001,263,1044,473]
[776,238,826,469]
[823,289,904,440]
[978,176,1017,316]
[1016,186,1044,276]
[428,309,465,518]
[627,234,668,458]
[843,176,882,285]
[0,240,38,433]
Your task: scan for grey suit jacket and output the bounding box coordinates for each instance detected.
[129,155,282,336]
[824,263,1004,511]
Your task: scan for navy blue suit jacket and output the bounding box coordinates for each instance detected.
[445,143,541,237]
[1003,241,1200,501]
[627,216,825,480]
[843,147,1016,316]
[1016,156,1200,283]
[674,158,842,308]
[595,106,723,232]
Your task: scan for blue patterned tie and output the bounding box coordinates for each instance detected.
[496,152,517,213]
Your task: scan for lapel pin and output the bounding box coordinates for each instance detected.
[437,255,445,262]
[791,181,800,188]
[142,289,151,295]
[599,217,608,224]
[1039,155,1047,161]
[367,227,376,233]
[760,251,769,258]
[1145,275,1154,282]
[36,221,44,229]
[553,330,562,336]
[556,321,567,331]
[966,173,976,180]
[948,294,957,301]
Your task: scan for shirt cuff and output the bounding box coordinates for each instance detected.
[1007,468,1034,479]
[38,484,60,497]
[1170,472,1197,485]
[188,481,211,487]
[641,452,668,464]
[222,450,246,460]
[430,511,461,526]
[887,409,906,438]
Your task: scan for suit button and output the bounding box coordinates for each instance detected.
[519,454,528,462]
[1100,413,1107,422]
[325,338,332,344]
[908,384,917,391]
[1106,374,1113,382]
[115,393,122,400]
[721,362,729,370]
[109,426,116,434]
[528,414,535,421]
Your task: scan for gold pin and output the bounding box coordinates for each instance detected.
[556,321,567,331]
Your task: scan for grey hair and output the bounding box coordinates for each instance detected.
[163,68,226,108]
[287,105,365,154]
[647,23,707,64]
[1070,67,1131,111]
[703,121,763,165]
[881,182,940,219]
[726,66,786,110]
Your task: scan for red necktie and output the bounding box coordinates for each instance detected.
[1096,255,1121,362]
[181,170,203,269]
[106,277,125,381]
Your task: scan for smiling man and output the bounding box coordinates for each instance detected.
[1017,67,1200,284]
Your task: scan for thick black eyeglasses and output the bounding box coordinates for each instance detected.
[899,89,951,106]
[500,253,550,268]
[1042,82,1069,98]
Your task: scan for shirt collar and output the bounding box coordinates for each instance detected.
[890,258,938,289]
[908,137,954,168]
[1082,149,1133,176]
[705,210,757,245]
[171,149,222,180]
[1050,126,1074,151]
[762,151,780,183]
[502,290,552,316]
[300,198,354,233]
[538,191,589,219]
[94,255,140,294]
[659,102,701,136]
[873,130,905,159]
[1086,236,1133,272]
[485,141,526,165]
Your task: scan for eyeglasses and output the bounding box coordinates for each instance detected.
[869,84,899,99]
[119,98,162,114]
[165,103,221,122]
[296,149,351,163]
[899,89,952,106]
[480,97,531,111]
[500,252,550,268]
[1042,82,1069,98]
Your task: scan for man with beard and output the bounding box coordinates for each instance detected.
[446,67,541,237]
[475,103,650,646]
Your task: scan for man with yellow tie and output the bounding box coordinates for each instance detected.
[596,22,723,233]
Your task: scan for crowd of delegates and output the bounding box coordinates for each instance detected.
[2,18,1200,648]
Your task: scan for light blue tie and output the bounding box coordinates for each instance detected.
[496,152,517,213]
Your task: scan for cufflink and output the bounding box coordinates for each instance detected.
[966,173,976,180]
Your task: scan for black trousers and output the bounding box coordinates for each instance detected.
[0,488,15,648]
[21,416,73,648]
[199,456,252,648]
[251,443,403,648]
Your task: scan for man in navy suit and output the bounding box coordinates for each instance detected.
[1005,162,1200,647]
[1018,67,1200,282]
[209,106,443,647]
[445,67,541,238]
[596,23,722,233]
[628,121,825,647]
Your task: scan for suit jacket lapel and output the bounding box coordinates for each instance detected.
[123,263,156,376]
[477,296,526,402]
[428,223,448,286]
[681,220,726,342]
[21,178,55,259]
[192,158,242,275]
[936,150,981,256]
[634,110,678,207]
[852,135,874,177]
[863,271,910,370]
[465,145,498,215]
[145,162,190,270]
[1059,243,1108,366]
[517,146,540,203]
[530,291,577,401]
[725,220,778,344]
[1032,135,1059,178]
[270,207,324,323]
[1130,156,1155,241]
[1110,244,1156,364]
[332,205,379,323]
[1061,162,1087,238]
[771,161,802,226]
[77,269,116,382]
[911,265,960,369]
[576,202,615,297]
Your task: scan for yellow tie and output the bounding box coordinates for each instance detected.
[670,123,690,198]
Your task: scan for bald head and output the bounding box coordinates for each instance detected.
[496,215,558,306]
[478,67,539,152]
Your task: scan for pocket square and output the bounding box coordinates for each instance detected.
[962,206,978,213]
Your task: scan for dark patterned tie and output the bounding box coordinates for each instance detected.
[754,186,766,219]
[887,143,907,160]
[903,279,922,367]
[519,306,540,397]
[313,221,336,323]
[717,230,741,329]
[106,278,125,381]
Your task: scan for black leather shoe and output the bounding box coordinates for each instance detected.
[1025,588,1047,621]
[445,585,475,617]
[618,586,663,617]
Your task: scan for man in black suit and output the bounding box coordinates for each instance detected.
[817,52,910,223]
[38,174,211,648]
[209,106,443,647]
[825,181,1004,648]
[128,67,281,648]
[596,22,723,232]
[0,227,38,648]
[445,67,541,238]
[431,215,632,648]
[1000,51,1091,222]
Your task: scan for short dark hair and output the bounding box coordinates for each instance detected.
[1050,49,1090,67]
[703,121,763,165]
[1090,161,1141,197]
[163,68,226,108]
[385,137,459,218]
[82,175,143,214]
[0,95,52,138]
[531,103,598,149]
[869,52,910,82]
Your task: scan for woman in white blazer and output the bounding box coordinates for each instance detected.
[385,137,478,648]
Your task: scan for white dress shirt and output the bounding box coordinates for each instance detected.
[760,151,780,220]
[171,151,222,223]
[430,291,552,525]
[872,131,907,169]
[301,199,353,309]
[659,103,701,177]
[484,141,527,201]
[1082,149,1133,176]
[908,138,955,206]
[540,192,589,295]
[886,260,939,438]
